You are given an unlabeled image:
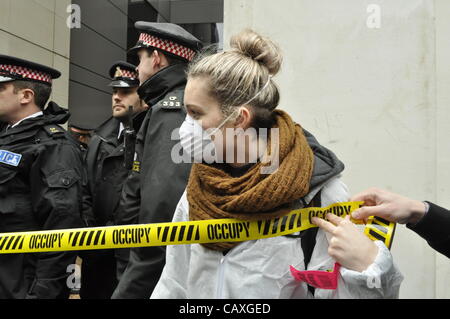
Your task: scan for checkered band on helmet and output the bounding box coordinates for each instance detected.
[0,64,53,84]
[119,68,138,79]
[138,33,196,62]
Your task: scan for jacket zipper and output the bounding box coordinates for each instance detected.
[216,256,226,299]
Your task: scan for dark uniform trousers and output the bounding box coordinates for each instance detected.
[0,102,84,299]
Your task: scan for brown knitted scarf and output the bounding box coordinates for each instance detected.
[187,110,314,251]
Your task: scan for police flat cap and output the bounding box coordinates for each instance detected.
[129,22,203,62]
[108,61,139,88]
[0,54,61,86]
[69,124,93,134]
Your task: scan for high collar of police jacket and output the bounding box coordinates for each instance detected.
[137,63,187,107]
[0,101,70,138]
[95,110,148,145]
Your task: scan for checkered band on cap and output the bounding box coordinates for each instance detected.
[118,68,138,79]
[138,33,196,62]
[0,64,53,84]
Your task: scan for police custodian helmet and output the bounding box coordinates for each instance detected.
[129,22,203,62]
[108,61,139,88]
[0,54,61,86]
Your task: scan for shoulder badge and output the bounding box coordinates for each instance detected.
[161,94,183,110]
[43,125,65,137]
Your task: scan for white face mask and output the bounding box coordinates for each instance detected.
[179,75,272,164]
[179,109,240,164]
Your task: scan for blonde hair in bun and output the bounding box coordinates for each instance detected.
[188,29,283,128]
[230,29,282,76]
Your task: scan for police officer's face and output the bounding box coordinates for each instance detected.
[112,87,145,119]
[137,49,169,84]
[137,49,155,84]
[0,82,21,121]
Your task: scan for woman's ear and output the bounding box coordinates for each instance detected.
[235,107,252,130]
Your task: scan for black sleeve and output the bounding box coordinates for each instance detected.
[28,140,85,299]
[117,111,149,227]
[81,136,101,227]
[112,106,191,299]
[117,170,141,225]
[407,201,450,258]
[81,170,96,227]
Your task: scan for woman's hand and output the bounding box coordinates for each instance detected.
[312,214,379,273]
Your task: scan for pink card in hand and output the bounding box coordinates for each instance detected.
[290,263,341,290]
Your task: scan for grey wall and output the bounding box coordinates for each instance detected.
[69,0,129,130]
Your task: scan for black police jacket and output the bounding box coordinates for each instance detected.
[0,102,84,299]
[112,63,192,298]
[83,112,147,227]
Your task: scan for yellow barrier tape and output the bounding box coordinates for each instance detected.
[364,216,396,249]
[0,202,396,254]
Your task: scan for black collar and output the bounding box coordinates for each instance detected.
[95,117,121,144]
[95,110,148,146]
[137,63,187,106]
[0,102,70,137]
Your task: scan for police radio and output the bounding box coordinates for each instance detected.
[123,106,136,170]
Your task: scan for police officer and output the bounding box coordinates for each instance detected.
[68,124,92,152]
[0,55,84,299]
[112,23,202,299]
[81,62,148,299]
